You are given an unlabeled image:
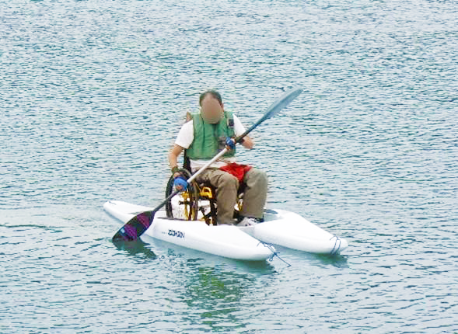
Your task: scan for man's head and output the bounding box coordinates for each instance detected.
[199,90,224,124]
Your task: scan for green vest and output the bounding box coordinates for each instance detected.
[186,111,236,160]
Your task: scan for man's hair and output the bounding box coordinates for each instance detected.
[199,90,223,106]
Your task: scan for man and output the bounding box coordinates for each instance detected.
[168,90,268,226]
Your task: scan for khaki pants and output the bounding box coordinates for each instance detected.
[195,168,268,225]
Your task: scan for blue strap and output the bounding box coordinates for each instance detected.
[329,235,342,255]
[259,242,291,267]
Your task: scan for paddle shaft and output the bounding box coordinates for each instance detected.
[187,147,228,183]
[235,116,269,144]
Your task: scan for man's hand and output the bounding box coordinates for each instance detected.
[173,175,188,192]
[225,137,236,150]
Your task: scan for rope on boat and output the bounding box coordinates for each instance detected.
[329,235,342,256]
[259,242,291,267]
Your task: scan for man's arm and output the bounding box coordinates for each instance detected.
[169,144,184,172]
[233,115,254,149]
[240,136,254,149]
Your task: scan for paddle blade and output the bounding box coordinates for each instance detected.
[112,211,155,242]
[261,87,303,122]
[237,87,303,142]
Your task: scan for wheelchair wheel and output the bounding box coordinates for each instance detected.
[165,169,199,220]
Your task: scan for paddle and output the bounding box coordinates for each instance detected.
[112,87,303,242]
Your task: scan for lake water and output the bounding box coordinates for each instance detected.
[1,0,457,332]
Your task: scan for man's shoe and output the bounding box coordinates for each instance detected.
[236,217,259,227]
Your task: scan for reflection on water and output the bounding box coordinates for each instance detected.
[313,253,348,269]
[113,239,157,259]
[175,260,278,332]
[184,266,250,330]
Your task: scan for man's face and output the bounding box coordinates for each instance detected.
[201,95,224,124]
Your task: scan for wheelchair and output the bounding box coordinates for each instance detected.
[165,166,244,226]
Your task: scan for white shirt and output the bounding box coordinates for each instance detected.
[175,114,246,171]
